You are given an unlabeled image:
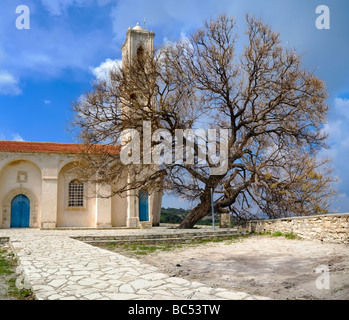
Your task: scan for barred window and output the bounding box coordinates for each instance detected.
[68,180,84,207]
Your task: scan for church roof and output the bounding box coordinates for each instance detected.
[0,141,120,155]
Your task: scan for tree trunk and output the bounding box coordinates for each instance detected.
[179,191,212,229]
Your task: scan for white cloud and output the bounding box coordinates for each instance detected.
[0,2,113,81]
[322,98,349,147]
[44,100,52,105]
[322,97,349,212]
[40,0,92,16]
[90,58,121,81]
[0,133,25,142]
[322,120,342,142]
[341,136,349,149]
[96,0,114,6]
[334,97,349,120]
[12,134,25,142]
[0,71,22,95]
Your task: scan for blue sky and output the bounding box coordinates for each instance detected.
[0,0,348,211]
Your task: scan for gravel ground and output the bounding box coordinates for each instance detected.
[106,235,349,300]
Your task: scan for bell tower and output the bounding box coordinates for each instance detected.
[121,24,156,229]
[121,23,155,69]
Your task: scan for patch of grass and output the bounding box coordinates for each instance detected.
[271,231,300,240]
[253,231,299,240]
[0,246,34,300]
[7,278,33,299]
[0,249,14,276]
[253,232,271,236]
[284,232,297,240]
[101,235,251,256]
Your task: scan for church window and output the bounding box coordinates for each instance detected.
[68,180,84,207]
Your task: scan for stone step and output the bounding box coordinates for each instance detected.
[74,231,243,245]
[71,229,239,241]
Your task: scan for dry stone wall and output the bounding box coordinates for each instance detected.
[238,213,349,244]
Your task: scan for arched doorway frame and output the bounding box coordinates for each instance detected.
[2,188,38,228]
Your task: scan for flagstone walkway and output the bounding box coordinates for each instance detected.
[0,228,270,300]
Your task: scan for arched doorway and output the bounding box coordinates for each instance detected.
[139,190,149,222]
[11,194,30,228]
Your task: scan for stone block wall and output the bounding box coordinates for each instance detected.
[220,213,231,228]
[237,213,349,244]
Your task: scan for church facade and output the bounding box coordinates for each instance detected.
[0,141,162,229]
[0,24,162,229]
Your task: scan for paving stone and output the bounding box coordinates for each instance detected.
[140,272,168,281]
[94,282,111,290]
[104,293,138,300]
[47,279,67,288]
[47,294,66,300]
[60,296,79,300]
[136,289,151,295]
[215,291,249,300]
[84,292,103,300]
[142,279,166,288]
[129,279,152,290]
[119,284,135,293]
[78,278,102,286]
[106,279,124,286]
[165,277,190,286]
[148,289,174,296]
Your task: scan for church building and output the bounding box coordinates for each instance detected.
[0,24,162,229]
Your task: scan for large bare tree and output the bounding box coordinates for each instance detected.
[72,15,336,229]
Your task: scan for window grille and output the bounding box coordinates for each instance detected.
[68,180,84,207]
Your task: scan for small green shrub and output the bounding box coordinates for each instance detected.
[284,232,297,239]
[272,231,283,237]
[255,232,271,236]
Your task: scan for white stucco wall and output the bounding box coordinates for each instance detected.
[111,194,128,227]
[57,162,97,228]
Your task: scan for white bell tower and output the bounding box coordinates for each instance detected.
[121,23,155,69]
[121,24,156,229]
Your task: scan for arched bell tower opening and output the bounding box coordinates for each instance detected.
[137,45,145,62]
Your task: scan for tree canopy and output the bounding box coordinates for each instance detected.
[72,15,336,228]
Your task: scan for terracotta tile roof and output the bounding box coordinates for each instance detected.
[0,141,120,155]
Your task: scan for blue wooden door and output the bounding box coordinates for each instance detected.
[11,194,30,228]
[139,190,149,222]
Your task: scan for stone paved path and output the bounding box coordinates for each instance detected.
[0,228,270,300]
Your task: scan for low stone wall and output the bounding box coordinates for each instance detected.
[238,213,349,244]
